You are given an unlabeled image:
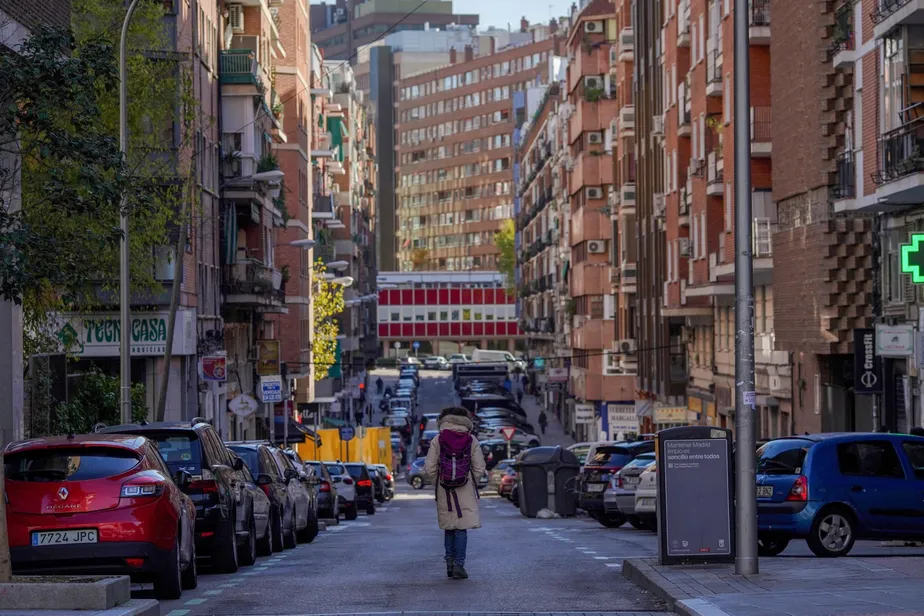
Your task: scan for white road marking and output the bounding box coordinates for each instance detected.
[593,556,615,559]
[606,563,623,568]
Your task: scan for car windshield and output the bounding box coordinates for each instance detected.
[344,464,366,479]
[587,447,633,468]
[139,432,202,473]
[757,439,812,475]
[625,455,655,469]
[228,447,260,476]
[6,447,141,482]
[325,463,346,475]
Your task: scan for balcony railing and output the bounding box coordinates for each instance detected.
[220,50,261,86]
[829,1,855,55]
[874,109,924,185]
[706,49,722,85]
[832,150,856,199]
[750,0,770,26]
[872,0,915,25]
[751,106,772,143]
[224,259,282,297]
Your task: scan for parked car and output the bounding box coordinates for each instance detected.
[604,452,655,529]
[344,463,376,515]
[423,356,451,370]
[448,354,470,364]
[499,466,518,496]
[98,420,254,572]
[417,429,439,457]
[568,442,594,466]
[634,463,657,530]
[227,450,273,561]
[489,459,515,490]
[480,439,527,470]
[304,460,340,522]
[368,466,388,503]
[402,356,421,365]
[460,394,525,416]
[577,440,655,528]
[324,462,358,520]
[372,464,395,500]
[5,434,198,599]
[478,425,540,448]
[756,433,924,557]
[407,457,429,489]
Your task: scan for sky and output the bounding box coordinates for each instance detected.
[461,0,575,30]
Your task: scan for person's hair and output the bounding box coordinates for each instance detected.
[438,407,470,421]
[910,427,924,437]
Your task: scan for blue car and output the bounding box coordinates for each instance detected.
[756,432,924,557]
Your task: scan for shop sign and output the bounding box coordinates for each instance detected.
[547,367,568,383]
[200,356,227,382]
[654,406,692,424]
[228,394,258,418]
[257,339,280,375]
[607,404,639,434]
[875,324,914,357]
[575,403,595,424]
[55,311,195,357]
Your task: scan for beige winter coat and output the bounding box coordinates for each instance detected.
[423,415,487,531]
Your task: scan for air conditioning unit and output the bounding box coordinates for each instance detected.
[678,237,691,256]
[229,4,244,32]
[587,131,603,144]
[652,115,664,136]
[618,339,637,353]
[588,240,607,254]
[585,186,604,200]
[584,21,603,33]
[584,75,603,90]
[653,192,666,217]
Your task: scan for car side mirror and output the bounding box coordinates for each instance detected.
[284,469,299,481]
[256,473,274,486]
[174,470,192,487]
[232,457,244,472]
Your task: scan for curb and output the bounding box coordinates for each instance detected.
[318,521,327,532]
[621,559,732,616]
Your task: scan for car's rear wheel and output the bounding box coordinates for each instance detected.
[283,510,297,549]
[298,508,319,543]
[757,534,790,556]
[240,514,257,566]
[807,507,855,557]
[181,539,198,590]
[345,503,358,520]
[154,538,183,600]
[627,515,646,530]
[257,514,274,557]
[411,476,423,490]
[215,510,239,573]
[271,508,285,553]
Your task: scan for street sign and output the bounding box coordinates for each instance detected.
[393,342,401,349]
[854,328,881,394]
[500,426,516,441]
[413,341,420,350]
[575,404,595,424]
[339,425,356,442]
[228,394,258,418]
[902,233,924,283]
[200,356,227,382]
[259,375,283,403]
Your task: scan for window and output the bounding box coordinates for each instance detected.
[723,74,731,122]
[902,441,924,479]
[885,230,906,303]
[756,439,811,475]
[5,448,141,481]
[881,30,904,134]
[836,441,905,478]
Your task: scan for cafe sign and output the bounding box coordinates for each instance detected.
[56,310,196,358]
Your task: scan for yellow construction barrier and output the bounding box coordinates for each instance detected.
[294,427,393,466]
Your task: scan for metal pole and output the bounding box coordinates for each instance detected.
[119,0,142,425]
[733,0,758,576]
[283,399,289,447]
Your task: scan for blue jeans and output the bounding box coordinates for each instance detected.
[444,530,468,566]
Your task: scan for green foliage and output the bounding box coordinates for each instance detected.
[0,0,200,357]
[410,247,429,271]
[312,259,345,377]
[257,153,278,172]
[584,86,604,102]
[55,367,148,435]
[495,219,516,292]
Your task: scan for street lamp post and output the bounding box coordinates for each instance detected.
[119,0,143,425]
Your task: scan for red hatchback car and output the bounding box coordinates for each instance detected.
[5,434,198,599]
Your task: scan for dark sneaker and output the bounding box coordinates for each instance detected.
[451,564,468,580]
[446,558,453,578]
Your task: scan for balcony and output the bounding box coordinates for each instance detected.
[677,0,692,47]
[753,218,773,259]
[831,150,856,201]
[706,48,722,97]
[618,27,634,62]
[751,106,772,157]
[619,105,635,135]
[220,50,261,89]
[749,0,770,45]
[620,184,636,208]
[873,0,924,39]
[707,151,724,196]
[871,106,924,206]
[678,106,692,137]
[223,259,287,312]
[830,1,856,68]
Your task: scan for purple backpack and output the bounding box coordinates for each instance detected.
[437,431,474,517]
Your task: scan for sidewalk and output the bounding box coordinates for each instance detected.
[623,556,924,616]
[520,391,574,448]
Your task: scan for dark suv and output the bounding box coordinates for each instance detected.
[344,463,376,515]
[576,440,655,527]
[98,419,254,572]
[305,461,340,521]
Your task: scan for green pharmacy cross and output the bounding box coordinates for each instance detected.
[901,233,924,284]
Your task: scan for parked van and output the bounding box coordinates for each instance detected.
[470,349,526,372]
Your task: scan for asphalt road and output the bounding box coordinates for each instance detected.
[146,369,671,616]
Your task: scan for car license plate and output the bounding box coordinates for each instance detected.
[32,529,98,546]
[625,476,639,486]
[638,498,655,507]
[587,483,606,493]
[756,485,773,498]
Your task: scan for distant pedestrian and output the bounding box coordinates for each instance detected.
[911,427,924,437]
[354,409,364,427]
[424,407,486,580]
[516,390,524,405]
[502,377,512,392]
[521,374,530,394]
[538,411,548,435]
[376,377,384,395]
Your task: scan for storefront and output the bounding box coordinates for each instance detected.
[687,395,718,427]
[653,405,696,432]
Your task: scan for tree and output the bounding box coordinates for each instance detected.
[495,219,516,292]
[55,367,148,435]
[312,259,346,377]
[410,247,429,271]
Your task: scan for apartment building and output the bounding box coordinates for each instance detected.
[830,0,924,433]
[220,0,289,439]
[309,0,478,61]
[394,29,558,273]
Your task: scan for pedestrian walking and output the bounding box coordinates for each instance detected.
[521,374,530,395]
[376,377,384,395]
[516,389,524,405]
[424,407,486,580]
[538,410,548,435]
[354,408,364,427]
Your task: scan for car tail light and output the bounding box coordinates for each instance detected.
[786,476,808,502]
[343,477,354,486]
[617,476,624,489]
[189,479,218,493]
[357,479,372,488]
[320,481,331,493]
[386,474,393,481]
[125,558,145,568]
[120,481,165,498]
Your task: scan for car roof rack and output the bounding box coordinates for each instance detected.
[191,416,209,426]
